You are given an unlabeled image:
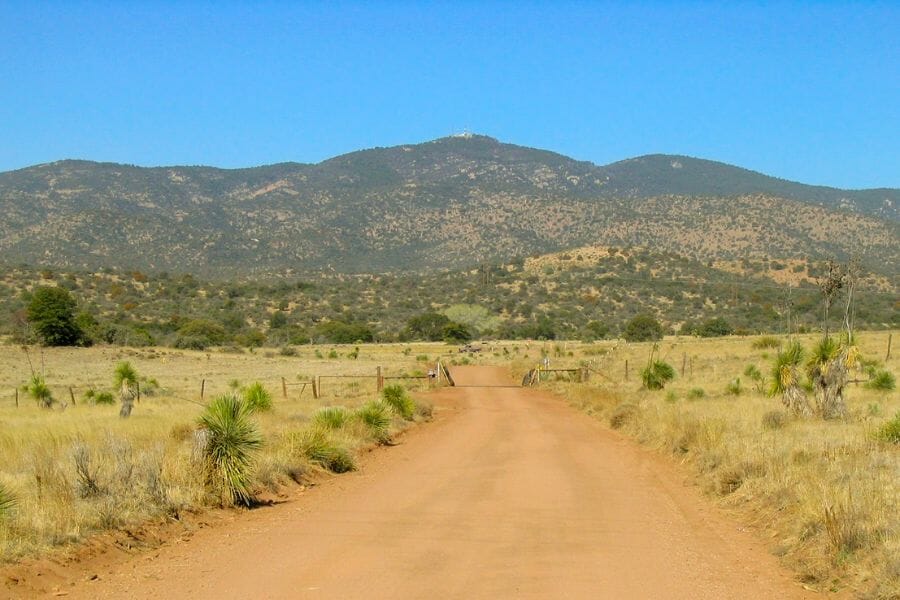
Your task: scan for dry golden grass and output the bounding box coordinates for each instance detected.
[520,332,899,598]
[0,342,448,560]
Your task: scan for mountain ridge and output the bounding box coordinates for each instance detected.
[1,135,897,278]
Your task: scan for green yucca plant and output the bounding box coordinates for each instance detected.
[241,382,273,412]
[381,384,415,420]
[313,406,350,429]
[26,374,53,408]
[295,426,356,473]
[0,483,16,519]
[354,401,392,444]
[113,361,139,389]
[769,341,804,396]
[198,394,262,506]
[641,360,675,391]
[876,412,900,444]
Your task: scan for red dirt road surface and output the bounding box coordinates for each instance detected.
[7,366,820,599]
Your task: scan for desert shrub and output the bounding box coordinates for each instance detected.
[415,354,429,362]
[609,402,638,429]
[769,341,805,396]
[313,406,351,429]
[382,384,415,420]
[761,410,788,430]
[687,387,706,400]
[876,412,900,444]
[665,391,678,403]
[641,360,675,390]
[0,483,17,520]
[726,378,743,396]
[623,314,663,342]
[113,361,138,389]
[241,382,273,413]
[414,398,434,420]
[327,349,339,359]
[696,318,733,338]
[93,391,115,405]
[743,364,765,392]
[354,401,392,444]
[347,346,359,360]
[865,369,896,392]
[26,286,87,346]
[296,427,356,473]
[26,374,53,408]
[198,394,262,506]
[279,346,297,357]
[752,336,782,349]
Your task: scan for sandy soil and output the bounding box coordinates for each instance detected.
[3,366,822,599]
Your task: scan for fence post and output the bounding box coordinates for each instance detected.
[69,387,76,406]
[136,380,141,403]
[681,353,686,377]
[887,333,893,361]
[15,388,18,408]
[625,360,629,382]
[282,377,288,399]
[376,367,383,392]
[200,379,206,401]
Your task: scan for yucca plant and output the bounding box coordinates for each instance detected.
[241,382,273,413]
[26,374,53,408]
[0,483,16,519]
[198,394,262,506]
[354,401,392,444]
[114,361,139,418]
[641,361,675,391]
[382,384,415,420]
[806,337,856,419]
[313,406,350,429]
[295,426,356,473]
[769,341,811,417]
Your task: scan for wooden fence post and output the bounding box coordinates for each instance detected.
[136,380,141,403]
[69,387,76,406]
[376,367,384,392]
[681,353,686,377]
[625,360,629,381]
[200,379,206,401]
[282,377,288,399]
[15,388,18,408]
[887,333,893,361]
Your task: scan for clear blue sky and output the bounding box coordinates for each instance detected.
[1,1,897,188]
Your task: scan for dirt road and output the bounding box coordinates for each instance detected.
[13,366,817,599]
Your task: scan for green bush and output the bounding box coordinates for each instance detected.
[354,401,392,444]
[313,406,350,429]
[198,394,262,506]
[382,384,416,420]
[641,360,675,390]
[26,286,87,346]
[94,391,115,405]
[875,412,900,444]
[726,378,743,396]
[241,382,273,413]
[865,369,896,392]
[687,387,706,400]
[26,375,53,408]
[762,410,788,430]
[697,317,733,338]
[296,427,356,473]
[623,314,663,343]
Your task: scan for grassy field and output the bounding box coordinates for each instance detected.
[0,342,447,560]
[513,331,899,599]
[1,334,897,598]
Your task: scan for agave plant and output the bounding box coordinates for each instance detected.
[198,394,262,506]
[313,406,350,429]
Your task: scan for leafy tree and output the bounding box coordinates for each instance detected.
[584,320,609,341]
[405,312,450,341]
[622,314,663,342]
[315,321,374,344]
[697,317,733,337]
[442,321,472,343]
[26,287,85,346]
